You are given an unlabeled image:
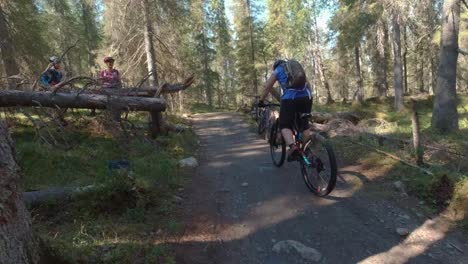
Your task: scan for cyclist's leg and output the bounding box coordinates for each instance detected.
[280,99,301,161]
[298,97,313,143]
[279,99,295,146]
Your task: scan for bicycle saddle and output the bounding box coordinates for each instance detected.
[299,113,312,119]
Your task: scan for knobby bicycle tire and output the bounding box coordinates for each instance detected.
[269,119,286,167]
[300,135,337,196]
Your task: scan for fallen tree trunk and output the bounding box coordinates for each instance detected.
[0,90,166,112]
[310,111,363,124]
[90,79,196,97]
[24,185,96,207]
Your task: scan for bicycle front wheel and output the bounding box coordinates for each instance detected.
[270,119,286,167]
[300,134,337,196]
[257,112,267,135]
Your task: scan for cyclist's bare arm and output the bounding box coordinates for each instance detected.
[259,73,277,102]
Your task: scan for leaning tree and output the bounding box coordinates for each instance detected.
[0,121,39,263]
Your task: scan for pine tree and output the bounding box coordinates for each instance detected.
[265,0,289,57]
[210,0,236,107]
[233,0,259,98]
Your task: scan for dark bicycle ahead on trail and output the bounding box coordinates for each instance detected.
[261,101,338,196]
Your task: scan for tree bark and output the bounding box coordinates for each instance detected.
[201,28,213,106]
[432,0,460,132]
[0,6,20,89]
[392,13,404,111]
[403,25,409,94]
[375,20,389,97]
[411,99,424,165]
[418,51,425,93]
[0,90,167,111]
[142,0,164,137]
[354,45,364,104]
[0,122,39,264]
[311,1,333,104]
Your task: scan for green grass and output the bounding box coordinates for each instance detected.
[318,95,468,232]
[315,95,468,150]
[189,102,232,113]
[9,111,197,263]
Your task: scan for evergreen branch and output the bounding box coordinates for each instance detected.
[52,76,96,94]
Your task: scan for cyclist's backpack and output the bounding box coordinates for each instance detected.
[283,59,307,89]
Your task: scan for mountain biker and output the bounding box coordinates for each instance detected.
[258,59,313,162]
[100,56,121,89]
[41,56,63,89]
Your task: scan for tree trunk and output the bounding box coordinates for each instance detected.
[432,0,460,132]
[201,31,213,106]
[374,20,389,97]
[430,56,436,95]
[0,6,20,89]
[354,45,364,104]
[418,51,425,93]
[383,22,390,96]
[411,99,424,166]
[217,82,222,108]
[142,0,164,137]
[246,0,258,96]
[311,2,333,104]
[392,13,404,111]
[0,122,39,264]
[0,90,167,111]
[403,25,409,94]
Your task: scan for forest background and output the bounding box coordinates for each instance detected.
[1,0,466,116]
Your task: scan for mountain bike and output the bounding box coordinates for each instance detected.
[251,96,277,137]
[257,102,279,137]
[250,96,261,122]
[268,105,337,196]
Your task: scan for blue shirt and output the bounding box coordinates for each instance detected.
[273,65,311,100]
[41,68,62,88]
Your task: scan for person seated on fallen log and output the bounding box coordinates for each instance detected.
[41,56,63,89]
[100,56,121,89]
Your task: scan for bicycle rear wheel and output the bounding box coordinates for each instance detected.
[270,119,286,167]
[300,134,337,196]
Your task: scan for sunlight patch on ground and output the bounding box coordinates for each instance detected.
[156,194,338,245]
[358,212,453,264]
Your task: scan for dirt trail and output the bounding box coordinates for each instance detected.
[172,112,467,264]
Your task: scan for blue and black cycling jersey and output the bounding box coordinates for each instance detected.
[273,64,311,100]
[41,68,62,88]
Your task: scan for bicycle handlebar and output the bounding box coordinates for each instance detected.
[259,102,280,108]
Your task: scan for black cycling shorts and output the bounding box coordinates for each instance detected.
[279,97,313,130]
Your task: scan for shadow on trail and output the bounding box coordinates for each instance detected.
[165,113,467,264]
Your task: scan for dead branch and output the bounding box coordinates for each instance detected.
[0,90,167,112]
[459,48,468,56]
[363,132,467,158]
[310,111,363,124]
[135,71,155,88]
[59,40,79,62]
[350,140,434,176]
[462,0,468,10]
[159,75,195,94]
[52,76,97,94]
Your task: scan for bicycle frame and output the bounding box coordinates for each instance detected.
[292,117,313,166]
